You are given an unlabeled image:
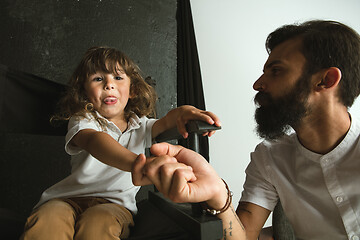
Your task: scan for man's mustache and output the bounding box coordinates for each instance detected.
[254,92,273,107]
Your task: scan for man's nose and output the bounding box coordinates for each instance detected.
[253,75,265,91]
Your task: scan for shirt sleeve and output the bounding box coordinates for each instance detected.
[144,117,157,148]
[64,115,100,155]
[240,143,279,211]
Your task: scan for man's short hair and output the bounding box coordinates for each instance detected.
[266,20,360,107]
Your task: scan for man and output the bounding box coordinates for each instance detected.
[132,20,360,240]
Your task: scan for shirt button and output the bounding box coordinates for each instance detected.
[336,196,344,203]
[352,235,359,240]
[321,158,329,165]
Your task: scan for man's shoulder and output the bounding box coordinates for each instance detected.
[252,133,298,161]
[251,133,298,168]
[256,133,297,150]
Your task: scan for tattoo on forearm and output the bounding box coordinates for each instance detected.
[223,205,246,239]
[237,202,252,214]
[231,205,245,231]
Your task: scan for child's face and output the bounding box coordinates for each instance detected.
[84,67,131,122]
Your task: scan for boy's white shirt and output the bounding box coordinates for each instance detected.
[35,112,157,214]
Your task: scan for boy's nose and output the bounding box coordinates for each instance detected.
[104,78,115,90]
[104,84,114,90]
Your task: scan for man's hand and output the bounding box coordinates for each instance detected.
[132,152,194,187]
[132,142,248,240]
[132,142,226,208]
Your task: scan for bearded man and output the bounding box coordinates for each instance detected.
[132,20,360,240]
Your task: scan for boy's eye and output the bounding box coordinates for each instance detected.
[114,76,123,80]
[93,77,103,82]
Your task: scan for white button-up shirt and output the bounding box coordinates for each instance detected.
[241,115,360,239]
[35,112,156,214]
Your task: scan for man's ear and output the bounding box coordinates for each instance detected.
[315,67,342,91]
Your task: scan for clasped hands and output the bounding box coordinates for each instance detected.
[132,142,229,210]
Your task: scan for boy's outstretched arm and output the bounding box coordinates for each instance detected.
[151,105,221,139]
[68,106,219,176]
[70,129,138,172]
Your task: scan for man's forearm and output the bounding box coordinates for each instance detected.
[219,204,247,240]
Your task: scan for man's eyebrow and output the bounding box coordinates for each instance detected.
[263,60,283,72]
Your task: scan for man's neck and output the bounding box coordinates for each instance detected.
[294,108,351,155]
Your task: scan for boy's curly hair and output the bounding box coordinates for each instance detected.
[52,46,157,124]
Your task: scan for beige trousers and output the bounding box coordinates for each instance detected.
[20,197,134,240]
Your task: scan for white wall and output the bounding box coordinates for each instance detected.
[190,0,360,226]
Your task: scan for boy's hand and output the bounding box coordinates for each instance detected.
[173,105,221,138]
[152,105,221,142]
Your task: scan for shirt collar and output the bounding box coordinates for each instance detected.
[296,113,359,163]
[94,111,142,134]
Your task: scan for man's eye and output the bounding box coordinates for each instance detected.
[272,68,280,75]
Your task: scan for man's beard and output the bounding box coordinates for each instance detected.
[254,73,312,140]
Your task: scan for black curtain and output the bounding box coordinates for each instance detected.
[0,64,67,136]
[177,0,210,161]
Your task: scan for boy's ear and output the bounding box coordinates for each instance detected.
[315,67,342,91]
[128,86,134,99]
[129,90,136,99]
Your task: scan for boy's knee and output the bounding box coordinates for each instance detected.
[75,204,133,239]
[78,204,125,225]
[34,199,75,223]
[24,199,75,232]
[21,199,76,239]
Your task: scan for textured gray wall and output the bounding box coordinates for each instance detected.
[0,0,177,117]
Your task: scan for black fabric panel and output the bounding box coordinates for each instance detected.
[176,0,210,161]
[0,64,67,136]
[0,133,70,217]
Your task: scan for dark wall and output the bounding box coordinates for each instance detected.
[0,0,177,117]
